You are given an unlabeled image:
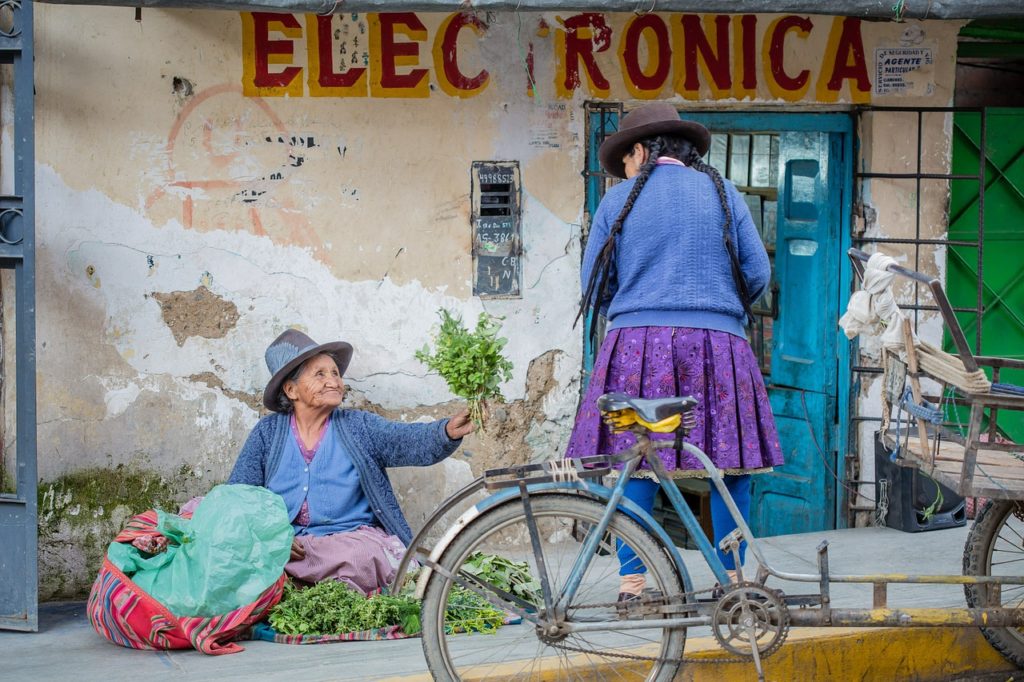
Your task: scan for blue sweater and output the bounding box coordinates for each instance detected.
[227,409,461,545]
[582,164,771,338]
[267,418,377,537]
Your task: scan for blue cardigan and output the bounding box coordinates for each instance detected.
[227,409,461,545]
[582,163,771,338]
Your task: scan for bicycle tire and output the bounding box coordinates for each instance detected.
[421,493,686,681]
[963,499,1024,667]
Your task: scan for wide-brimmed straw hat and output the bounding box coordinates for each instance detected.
[262,328,353,412]
[598,102,711,179]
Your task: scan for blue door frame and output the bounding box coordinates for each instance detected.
[584,109,854,534]
[0,1,38,632]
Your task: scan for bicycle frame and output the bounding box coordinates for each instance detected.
[396,427,1024,633]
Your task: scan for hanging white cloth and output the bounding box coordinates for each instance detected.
[838,253,911,349]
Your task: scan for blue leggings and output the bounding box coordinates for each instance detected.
[616,475,752,576]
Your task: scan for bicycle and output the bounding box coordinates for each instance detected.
[389,251,1024,681]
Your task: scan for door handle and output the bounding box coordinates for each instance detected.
[771,282,781,320]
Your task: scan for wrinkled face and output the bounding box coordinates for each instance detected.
[622,142,648,179]
[283,353,344,411]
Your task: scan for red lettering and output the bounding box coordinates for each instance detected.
[768,15,812,91]
[251,12,302,89]
[562,13,612,93]
[682,15,731,92]
[826,17,871,92]
[739,15,757,90]
[621,14,670,92]
[440,13,488,92]
[378,12,428,90]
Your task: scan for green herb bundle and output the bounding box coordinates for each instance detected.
[266,551,534,638]
[463,552,542,607]
[415,308,514,431]
[268,580,422,636]
[443,586,505,635]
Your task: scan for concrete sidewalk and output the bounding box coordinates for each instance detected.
[1,524,1019,682]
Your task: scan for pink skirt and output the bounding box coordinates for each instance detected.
[286,525,406,595]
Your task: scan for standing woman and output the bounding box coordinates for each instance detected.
[565,103,784,600]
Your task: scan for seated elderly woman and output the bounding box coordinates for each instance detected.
[227,328,474,595]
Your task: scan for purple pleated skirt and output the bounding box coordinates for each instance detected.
[565,326,784,475]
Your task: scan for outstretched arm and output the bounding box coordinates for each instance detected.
[357,410,468,469]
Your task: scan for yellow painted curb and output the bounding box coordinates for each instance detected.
[380,627,1018,682]
[678,627,1016,681]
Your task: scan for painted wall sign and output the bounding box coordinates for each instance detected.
[874,47,934,96]
[240,11,899,104]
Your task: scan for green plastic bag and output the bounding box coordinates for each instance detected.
[107,484,293,617]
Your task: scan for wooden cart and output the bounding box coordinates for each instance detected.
[849,247,1024,499]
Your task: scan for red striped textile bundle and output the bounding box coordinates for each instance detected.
[87,509,287,655]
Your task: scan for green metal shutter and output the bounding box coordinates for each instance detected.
[946,108,1024,441]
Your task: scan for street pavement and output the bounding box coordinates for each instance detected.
[0,522,1016,682]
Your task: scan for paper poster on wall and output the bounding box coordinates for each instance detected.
[874,47,934,96]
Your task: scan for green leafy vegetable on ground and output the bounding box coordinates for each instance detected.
[415,308,514,431]
[463,552,542,607]
[268,580,421,636]
[267,551,535,637]
[443,586,505,635]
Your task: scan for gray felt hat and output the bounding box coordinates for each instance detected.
[263,328,353,412]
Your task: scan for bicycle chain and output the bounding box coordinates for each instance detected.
[547,583,783,665]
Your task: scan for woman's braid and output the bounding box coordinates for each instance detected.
[686,147,756,325]
[577,138,663,345]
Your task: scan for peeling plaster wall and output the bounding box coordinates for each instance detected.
[33,5,589,598]
[30,5,961,595]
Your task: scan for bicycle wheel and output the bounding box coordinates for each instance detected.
[964,499,1024,666]
[421,493,686,681]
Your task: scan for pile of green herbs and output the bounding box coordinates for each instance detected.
[267,552,540,637]
[415,308,514,431]
[268,580,422,636]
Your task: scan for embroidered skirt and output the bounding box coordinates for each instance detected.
[565,326,784,477]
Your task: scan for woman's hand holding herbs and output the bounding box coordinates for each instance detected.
[416,309,514,433]
[445,409,475,440]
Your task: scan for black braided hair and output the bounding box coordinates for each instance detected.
[684,146,756,326]
[576,137,664,347]
[576,134,754,347]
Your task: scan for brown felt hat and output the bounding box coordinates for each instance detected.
[262,328,353,412]
[598,102,711,179]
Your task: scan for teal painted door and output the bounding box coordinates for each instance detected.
[584,110,851,537]
[752,131,843,536]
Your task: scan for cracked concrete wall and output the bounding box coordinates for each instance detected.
[28,6,961,595]
[32,5,589,597]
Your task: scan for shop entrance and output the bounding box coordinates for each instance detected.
[583,107,853,537]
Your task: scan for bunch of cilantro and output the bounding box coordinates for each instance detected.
[416,308,514,431]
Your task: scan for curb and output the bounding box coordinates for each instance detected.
[678,626,1017,681]
[381,627,1018,681]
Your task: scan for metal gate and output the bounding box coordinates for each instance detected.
[0,0,37,633]
[847,106,989,523]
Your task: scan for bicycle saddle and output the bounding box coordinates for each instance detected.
[596,392,698,423]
